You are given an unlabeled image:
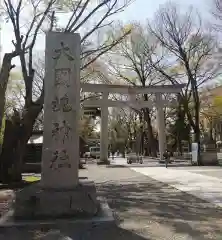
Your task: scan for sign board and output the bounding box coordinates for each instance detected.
[192,143,198,165]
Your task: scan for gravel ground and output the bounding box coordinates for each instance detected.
[1,165,222,239]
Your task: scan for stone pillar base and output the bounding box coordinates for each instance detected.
[13,180,99,220]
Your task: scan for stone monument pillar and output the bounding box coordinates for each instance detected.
[41,32,80,188]
[100,92,109,164]
[14,32,99,220]
[156,93,166,161]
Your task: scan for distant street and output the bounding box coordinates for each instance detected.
[109,156,190,167]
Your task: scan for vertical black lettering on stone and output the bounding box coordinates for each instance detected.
[52,94,72,113]
[55,68,71,88]
[58,163,71,169]
[61,120,72,143]
[57,149,71,169]
[50,151,59,170]
[60,93,68,107]
[60,94,72,112]
[50,149,71,171]
[59,149,69,162]
[51,97,60,112]
[58,163,63,168]
[52,42,75,62]
[52,122,60,140]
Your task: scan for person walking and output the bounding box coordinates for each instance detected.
[163,149,170,168]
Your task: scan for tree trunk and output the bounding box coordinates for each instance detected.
[177,134,183,155]
[143,92,157,157]
[0,54,15,132]
[141,130,145,155]
[0,103,43,183]
[176,101,184,155]
[192,94,202,165]
[0,120,19,183]
[126,124,133,150]
[209,118,214,141]
[181,95,201,164]
[143,108,157,157]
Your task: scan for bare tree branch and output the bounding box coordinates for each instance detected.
[81,29,131,70]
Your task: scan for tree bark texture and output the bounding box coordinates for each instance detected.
[0,54,15,133]
[0,103,43,183]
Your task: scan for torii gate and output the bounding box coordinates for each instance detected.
[81,83,185,162]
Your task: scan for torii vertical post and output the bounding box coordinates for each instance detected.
[100,92,109,163]
[156,93,166,161]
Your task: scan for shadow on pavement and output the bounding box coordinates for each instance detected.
[0,224,151,240]
[96,174,222,239]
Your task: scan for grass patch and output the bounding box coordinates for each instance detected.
[23,175,41,183]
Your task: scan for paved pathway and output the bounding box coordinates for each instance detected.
[129,165,222,208]
[84,165,222,240]
[2,164,222,239]
[111,157,222,208]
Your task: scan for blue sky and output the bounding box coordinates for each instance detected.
[119,0,209,22]
[1,0,211,63]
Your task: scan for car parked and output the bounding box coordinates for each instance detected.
[127,153,143,164]
[89,147,100,159]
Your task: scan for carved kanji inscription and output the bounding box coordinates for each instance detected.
[55,68,71,88]
[50,149,71,170]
